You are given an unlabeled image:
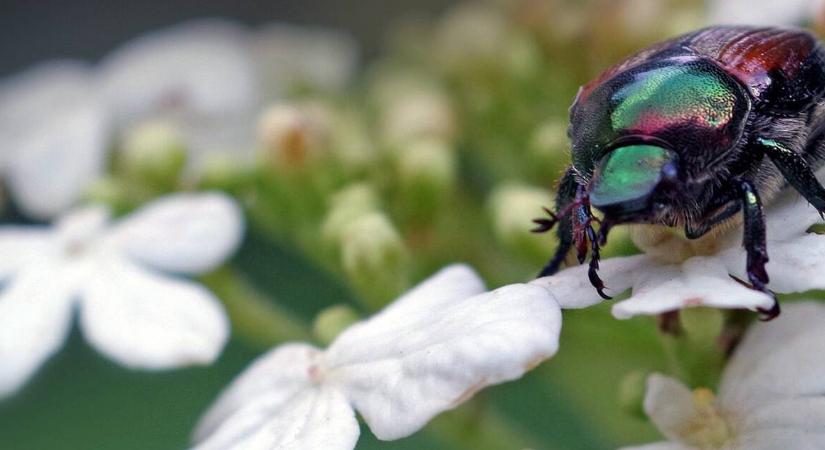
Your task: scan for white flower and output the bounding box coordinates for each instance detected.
[250,23,358,99]
[0,60,109,219]
[98,19,261,170]
[623,301,825,450]
[192,265,561,450]
[707,0,824,26]
[534,187,825,319]
[0,192,244,398]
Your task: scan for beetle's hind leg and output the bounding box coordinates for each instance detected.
[759,137,825,216]
[738,178,780,320]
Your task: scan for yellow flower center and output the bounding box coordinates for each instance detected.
[677,388,734,449]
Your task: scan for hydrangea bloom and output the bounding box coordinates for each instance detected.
[0,192,244,398]
[534,188,825,319]
[623,301,825,450]
[0,60,108,219]
[192,265,561,450]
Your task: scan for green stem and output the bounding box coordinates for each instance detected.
[428,400,545,450]
[201,266,312,348]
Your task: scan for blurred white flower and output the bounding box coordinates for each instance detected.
[534,187,825,319]
[0,192,244,398]
[250,23,358,99]
[98,19,261,170]
[192,264,561,450]
[98,19,359,175]
[623,301,825,450]
[706,0,824,26]
[0,60,109,219]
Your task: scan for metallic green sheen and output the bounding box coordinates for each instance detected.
[590,145,671,208]
[610,65,737,135]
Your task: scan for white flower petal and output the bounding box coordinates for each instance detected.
[79,255,228,369]
[0,227,50,280]
[326,282,561,440]
[611,257,774,319]
[0,60,107,219]
[350,264,486,333]
[192,343,323,443]
[740,397,825,438]
[99,19,258,125]
[719,302,825,413]
[531,254,648,309]
[643,374,696,444]
[250,24,358,99]
[0,259,76,397]
[749,234,825,293]
[194,386,358,450]
[735,428,825,450]
[110,192,244,274]
[765,191,824,242]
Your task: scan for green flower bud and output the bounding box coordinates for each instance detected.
[198,154,253,191]
[321,183,381,245]
[257,101,331,170]
[528,120,570,176]
[340,212,410,309]
[395,138,456,222]
[618,370,649,419]
[312,304,361,345]
[84,177,133,214]
[680,308,725,346]
[488,183,554,263]
[120,121,187,187]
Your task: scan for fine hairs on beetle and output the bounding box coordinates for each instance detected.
[534,26,825,320]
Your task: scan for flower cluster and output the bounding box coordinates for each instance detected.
[3,1,825,449]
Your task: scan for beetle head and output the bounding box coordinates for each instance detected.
[588,143,681,224]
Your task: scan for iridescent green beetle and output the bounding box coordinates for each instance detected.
[534,26,825,319]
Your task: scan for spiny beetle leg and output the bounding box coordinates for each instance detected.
[538,169,579,278]
[739,178,780,321]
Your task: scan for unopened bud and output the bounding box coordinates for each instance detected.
[257,101,331,170]
[340,212,409,308]
[528,120,569,177]
[321,184,380,245]
[312,304,361,345]
[121,120,187,186]
[618,370,649,419]
[680,308,724,345]
[395,138,456,221]
[488,183,554,263]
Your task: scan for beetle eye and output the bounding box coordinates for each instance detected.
[589,145,676,212]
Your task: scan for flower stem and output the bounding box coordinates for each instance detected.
[201,266,312,348]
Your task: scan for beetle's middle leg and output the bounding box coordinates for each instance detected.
[759,137,825,214]
[738,178,780,320]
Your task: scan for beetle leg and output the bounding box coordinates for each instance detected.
[759,137,825,215]
[572,184,611,299]
[738,178,780,321]
[684,201,741,239]
[536,168,578,277]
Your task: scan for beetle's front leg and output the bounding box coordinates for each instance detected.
[738,178,780,320]
[535,169,578,277]
[572,186,611,299]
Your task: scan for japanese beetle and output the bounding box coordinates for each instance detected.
[534,26,825,319]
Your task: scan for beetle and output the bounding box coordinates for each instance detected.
[533,26,825,319]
